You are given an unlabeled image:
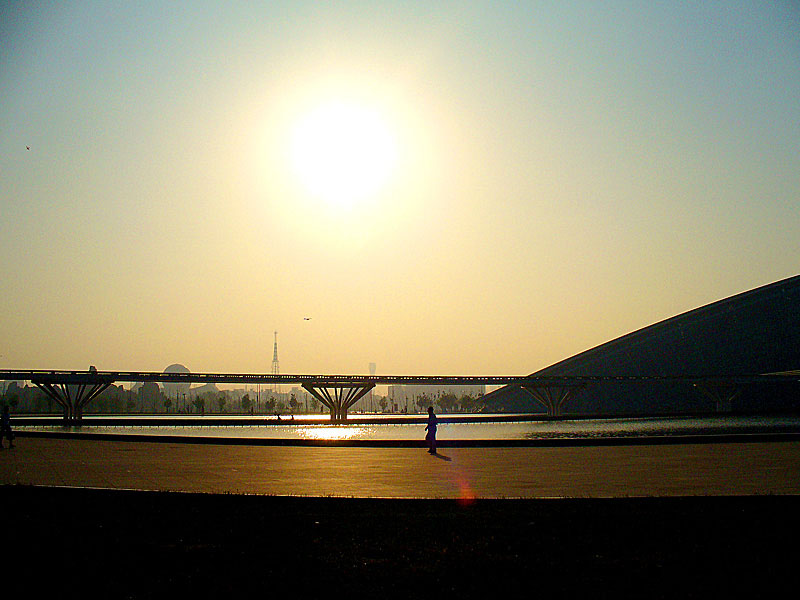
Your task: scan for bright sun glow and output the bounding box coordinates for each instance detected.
[297,426,365,440]
[289,101,398,208]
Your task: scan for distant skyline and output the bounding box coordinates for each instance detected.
[1,2,798,375]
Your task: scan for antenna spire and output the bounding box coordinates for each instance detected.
[271,331,279,393]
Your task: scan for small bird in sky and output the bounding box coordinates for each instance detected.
[26,146,30,150]
[303,317,312,321]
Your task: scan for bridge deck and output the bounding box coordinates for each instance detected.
[2,369,798,385]
[4,369,797,422]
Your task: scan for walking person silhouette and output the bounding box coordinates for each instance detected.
[1,405,14,449]
[425,406,437,455]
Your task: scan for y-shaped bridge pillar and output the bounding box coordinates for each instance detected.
[693,381,742,413]
[32,376,114,424]
[518,382,587,417]
[302,382,375,422]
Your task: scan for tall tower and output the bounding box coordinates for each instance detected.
[271,331,279,393]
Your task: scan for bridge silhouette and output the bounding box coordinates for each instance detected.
[2,369,797,423]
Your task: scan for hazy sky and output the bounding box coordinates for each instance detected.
[1,1,798,375]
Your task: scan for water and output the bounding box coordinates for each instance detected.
[19,414,800,441]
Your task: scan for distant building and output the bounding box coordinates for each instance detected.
[482,275,800,415]
[0,380,24,395]
[163,364,191,399]
[189,382,219,397]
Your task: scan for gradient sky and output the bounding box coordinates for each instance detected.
[1,1,798,375]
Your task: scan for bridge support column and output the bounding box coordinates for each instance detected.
[302,382,375,422]
[694,382,741,413]
[33,379,113,424]
[518,383,586,417]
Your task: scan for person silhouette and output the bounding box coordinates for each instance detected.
[425,406,437,454]
[1,405,14,449]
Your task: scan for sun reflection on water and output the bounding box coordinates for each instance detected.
[296,426,372,440]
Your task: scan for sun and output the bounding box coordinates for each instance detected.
[289,100,398,209]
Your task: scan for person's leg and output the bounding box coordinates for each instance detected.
[427,435,436,454]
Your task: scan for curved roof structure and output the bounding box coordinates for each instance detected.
[483,275,800,414]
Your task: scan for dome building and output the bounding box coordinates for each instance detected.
[482,275,800,415]
[163,364,191,400]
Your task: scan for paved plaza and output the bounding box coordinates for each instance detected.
[2,436,799,497]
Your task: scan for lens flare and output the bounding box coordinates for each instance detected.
[457,478,477,506]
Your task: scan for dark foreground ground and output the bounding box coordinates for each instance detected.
[3,486,798,599]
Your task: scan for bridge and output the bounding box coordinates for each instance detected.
[2,369,798,423]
